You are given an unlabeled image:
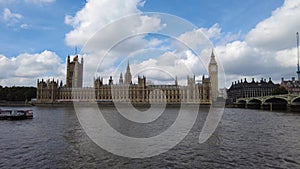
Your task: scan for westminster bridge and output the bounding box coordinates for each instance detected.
[236,94,300,111]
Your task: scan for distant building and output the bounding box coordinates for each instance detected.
[280,77,300,94]
[37,52,218,104]
[227,78,278,103]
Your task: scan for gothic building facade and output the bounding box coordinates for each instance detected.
[36,52,218,104]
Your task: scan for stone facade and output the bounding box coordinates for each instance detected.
[227,78,278,103]
[37,52,218,104]
[91,75,211,104]
[209,51,218,100]
[280,77,300,94]
[66,55,83,88]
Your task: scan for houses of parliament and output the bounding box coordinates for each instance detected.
[36,52,218,104]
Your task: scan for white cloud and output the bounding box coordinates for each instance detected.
[130,54,193,85]
[177,26,216,50]
[246,0,300,51]
[214,0,300,86]
[20,23,29,29]
[0,51,64,86]
[199,23,222,40]
[275,48,298,67]
[65,0,143,47]
[3,8,22,21]
[0,0,298,89]
[1,8,30,29]
[64,0,181,86]
[2,8,23,26]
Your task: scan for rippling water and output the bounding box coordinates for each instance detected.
[0,106,299,168]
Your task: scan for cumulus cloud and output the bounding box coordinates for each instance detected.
[65,0,204,86]
[199,23,222,40]
[69,0,299,88]
[128,50,202,85]
[275,48,298,68]
[177,27,215,51]
[65,0,143,47]
[0,0,298,89]
[246,0,300,51]
[215,0,300,86]
[64,0,167,86]
[0,51,64,86]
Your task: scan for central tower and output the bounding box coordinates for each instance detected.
[209,50,218,100]
[124,61,132,84]
[66,55,83,88]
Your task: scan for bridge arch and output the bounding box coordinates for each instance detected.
[248,98,262,109]
[248,98,262,103]
[237,99,247,108]
[263,97,288,110]
[291,97,300,112]
[291,96,300,104]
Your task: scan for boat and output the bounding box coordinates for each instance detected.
[0,109,33,120]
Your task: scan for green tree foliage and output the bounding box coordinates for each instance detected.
[272,86,288,95]
[0,86,36,101]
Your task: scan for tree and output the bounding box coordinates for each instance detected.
[0,86,37,101]
[272,86,288,95]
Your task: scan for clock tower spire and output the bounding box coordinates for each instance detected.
[209,50,218,100]
[124,61,132,84]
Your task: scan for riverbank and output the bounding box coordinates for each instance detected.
[0,101,33,107]
[33,101,213,108]
[225,103,300,112]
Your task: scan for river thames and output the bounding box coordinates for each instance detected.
[0,106,299,168]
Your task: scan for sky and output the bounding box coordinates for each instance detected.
[0,0,299,88]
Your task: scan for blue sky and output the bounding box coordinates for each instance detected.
[0,0,85,57]
[0,0,283,57]
[1,0,299,87]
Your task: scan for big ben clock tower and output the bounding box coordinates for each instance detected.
[209,50,218,100]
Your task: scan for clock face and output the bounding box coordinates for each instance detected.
[211,65,217,72]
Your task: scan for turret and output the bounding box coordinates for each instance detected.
[66,55,83,88]
[124,61,132,84]
[119,73,123,84]
[109,76,113,85]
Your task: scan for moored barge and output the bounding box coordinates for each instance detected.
[0,109,33,120]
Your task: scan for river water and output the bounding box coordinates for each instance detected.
[0,106,299,168]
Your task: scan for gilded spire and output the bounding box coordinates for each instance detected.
[119,73,123,84]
